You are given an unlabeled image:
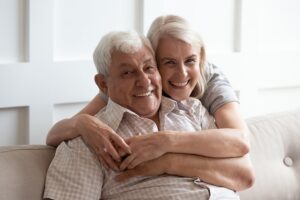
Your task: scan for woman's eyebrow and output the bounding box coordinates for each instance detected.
[186,54,197,59]
[160,57,175,61]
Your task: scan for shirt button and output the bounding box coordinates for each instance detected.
[283,157,293,167]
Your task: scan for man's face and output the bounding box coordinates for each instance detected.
[105,46,162,119]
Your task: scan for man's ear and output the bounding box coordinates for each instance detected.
[94,74,108,95]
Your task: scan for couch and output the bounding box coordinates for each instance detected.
[1,110,300,200]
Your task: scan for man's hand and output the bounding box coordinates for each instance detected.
[116,154,170,182]
[74,114,131,171]
[119,132,169,171]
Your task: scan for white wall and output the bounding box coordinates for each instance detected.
[1,0,300,145]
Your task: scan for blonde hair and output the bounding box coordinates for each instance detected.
[147,15,206,98]
[93,31,154,75]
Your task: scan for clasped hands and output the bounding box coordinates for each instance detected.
[75,114,172,181]
[114,133,171,181]
[79,119,170,181]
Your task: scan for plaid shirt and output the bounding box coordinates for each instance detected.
[44,97,239,200]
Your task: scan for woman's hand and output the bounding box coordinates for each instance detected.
[119,132,170,171]
[74,114,131,171]
[116,154,171,182]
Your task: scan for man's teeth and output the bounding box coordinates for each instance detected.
[135,91,152,97]
[171,81,188,87]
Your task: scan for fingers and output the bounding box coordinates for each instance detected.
[111,134,132,154]
[120,154,136,171]
[103,137,122,162]
[98,148,120,171]
[127,158,142,169]
[117,148,128,158]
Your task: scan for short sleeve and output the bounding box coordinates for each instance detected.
[200,62,239,114]
[44,137,104,200]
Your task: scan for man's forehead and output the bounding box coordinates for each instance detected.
[111,47,155,64]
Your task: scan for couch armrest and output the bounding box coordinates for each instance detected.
[240,110,300,199]
[0,145,55,200]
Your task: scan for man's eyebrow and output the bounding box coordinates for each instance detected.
[119,63,132,68]
[144,58,155,64]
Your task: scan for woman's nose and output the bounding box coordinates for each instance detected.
[178,63,188,77]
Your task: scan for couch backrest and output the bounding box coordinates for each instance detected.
[0,145,55,200]
[239,110,300,200]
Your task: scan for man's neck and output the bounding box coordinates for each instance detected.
[147,113,160,130]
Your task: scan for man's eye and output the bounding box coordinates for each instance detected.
[146,66,157,73]
[122,71,134,77]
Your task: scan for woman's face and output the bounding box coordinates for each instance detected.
[156,37,200,101]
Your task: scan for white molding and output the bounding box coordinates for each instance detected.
[27,0,54,62]
[141,0,164,34]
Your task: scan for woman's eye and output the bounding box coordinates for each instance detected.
[186,59,196,64]
[164,60,176,65]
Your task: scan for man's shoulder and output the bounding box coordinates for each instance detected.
[56,136,88,154]
[94,98,141,132]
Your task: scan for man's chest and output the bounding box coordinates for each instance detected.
[116,111,202,139]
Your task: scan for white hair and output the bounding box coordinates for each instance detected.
[147,15,207,98]
[93,31,154,75]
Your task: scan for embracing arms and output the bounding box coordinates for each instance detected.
[117,102,255,191]
[119,102,250,169]
[116,153,254,191]
[46,95,131,170]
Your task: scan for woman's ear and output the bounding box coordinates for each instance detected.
[94,74,108,95]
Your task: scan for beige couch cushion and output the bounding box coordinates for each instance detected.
[0,145,55,200]
[240,110,300,199]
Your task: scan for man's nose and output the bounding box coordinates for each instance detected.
[136,72,151,87]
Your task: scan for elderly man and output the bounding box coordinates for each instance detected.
[44,31,253,200]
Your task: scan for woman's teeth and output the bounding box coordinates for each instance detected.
[170,81,188,87]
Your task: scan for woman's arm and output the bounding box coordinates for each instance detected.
[116,153,255,192]
[119,102,249,170]
[165,102,250,157]
[46,94,131,170]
